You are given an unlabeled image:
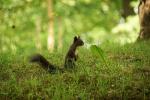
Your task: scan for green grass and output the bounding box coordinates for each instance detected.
[0,41,150,100]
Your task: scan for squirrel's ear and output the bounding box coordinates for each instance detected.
[74,36,78,42]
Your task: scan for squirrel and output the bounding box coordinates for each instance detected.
[30,36,84,73]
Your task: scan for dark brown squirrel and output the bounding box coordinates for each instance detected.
[30,36,84,73]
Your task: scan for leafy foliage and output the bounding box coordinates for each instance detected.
[0,0,140,53]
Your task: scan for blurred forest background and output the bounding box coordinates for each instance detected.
[1,1,150,99]
[0,0,140,53]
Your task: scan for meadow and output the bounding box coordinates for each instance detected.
[0,40,150,100]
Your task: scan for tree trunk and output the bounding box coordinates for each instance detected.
[122,0,135,19]
[35,16,41,50]
[47,0,54,51]
[58,17,63,49]
[138,0,150,40]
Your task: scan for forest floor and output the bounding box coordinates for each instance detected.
[0,40,150,100]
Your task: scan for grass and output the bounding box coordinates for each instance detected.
[0,41,150,100]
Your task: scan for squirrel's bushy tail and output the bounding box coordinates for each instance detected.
[30,54,57,73]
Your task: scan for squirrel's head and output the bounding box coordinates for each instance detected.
[73,36,84,46]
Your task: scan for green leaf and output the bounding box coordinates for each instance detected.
[90,45,108,67]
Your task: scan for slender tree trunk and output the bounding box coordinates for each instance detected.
[47,0,54,51]
[35,16,41,50]
[58,17,63,49]
[122,0,134,19]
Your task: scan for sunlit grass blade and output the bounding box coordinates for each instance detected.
[90,45,108,67]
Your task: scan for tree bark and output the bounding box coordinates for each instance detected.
[35,16,41,50]
[122,0,135,19]
[47,0,54,51]
[58,17,63,49]
[138,0,150,40]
